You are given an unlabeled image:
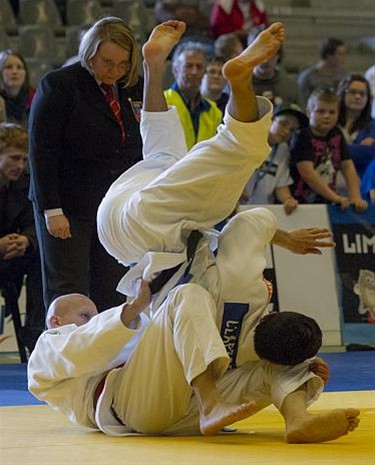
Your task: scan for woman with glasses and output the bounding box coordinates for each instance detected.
[337,74,375,179]
[28,17,143,314]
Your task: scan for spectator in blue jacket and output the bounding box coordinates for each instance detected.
[337,74,375,178]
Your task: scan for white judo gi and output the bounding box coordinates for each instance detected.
[97,99,272,302]
[28,215,323,436]
[28,101,323,436]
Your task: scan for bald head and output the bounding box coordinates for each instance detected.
[46,294,98,329]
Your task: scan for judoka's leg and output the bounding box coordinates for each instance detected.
[97,22,188,265]
[280,386,360,443]
[164,359,360,442]
[112,283,257,436]
[124,23,285,256]
[140,20,188,163]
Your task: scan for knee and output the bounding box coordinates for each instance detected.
[167,283,215,318]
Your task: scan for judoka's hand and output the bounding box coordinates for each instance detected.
[121,280,151,328]
[272,228,335,255]
[133,279,152,311]
[309,357,330,385]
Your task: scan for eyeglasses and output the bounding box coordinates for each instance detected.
[345,89,367,98]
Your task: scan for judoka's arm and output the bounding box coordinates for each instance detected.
[121,279,151,327]
[29,286,151,384]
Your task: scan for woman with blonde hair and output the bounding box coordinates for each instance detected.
[28,17,144,313]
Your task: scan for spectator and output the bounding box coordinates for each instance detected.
[337,74,375,178]
[365,65,375,118]
[165,42,222,150]
[155,1,211,40]
[28,17,143,312]
[244,105,308,215]
[360,158,375,204]
[250,44,300,107]
[210,0,269,43]
[200,56,229,115]
[0,50,35,127]
[0,122,44,353]
[289,87,367,212]
[297,38,347,107]
[214,32,244,61]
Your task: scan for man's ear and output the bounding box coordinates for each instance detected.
[48,315,61,328]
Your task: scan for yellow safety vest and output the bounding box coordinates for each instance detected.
[164,88,223,150]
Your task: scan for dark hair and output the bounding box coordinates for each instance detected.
[254,311,322,365]
[0,49,30,93]
[214,33,243,61]
[337,74,372,134]
[320,38,345,60]
[208,55,226,67]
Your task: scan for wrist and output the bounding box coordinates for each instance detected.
[120,302,141,328]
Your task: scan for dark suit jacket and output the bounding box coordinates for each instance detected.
[0,173,37,252]
[28,62,143,220]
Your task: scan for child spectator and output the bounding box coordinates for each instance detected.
[243,105,308,215]
[200,56,229,115]
[289,87,367,212]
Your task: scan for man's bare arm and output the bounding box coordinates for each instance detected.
[121,280,151,328]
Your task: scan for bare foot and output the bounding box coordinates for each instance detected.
[286,408,360,443]
[142,20,186,65]
[222,22,285,82]
[200,401,258,436]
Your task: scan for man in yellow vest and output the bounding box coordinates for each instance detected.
[164,42,222,150]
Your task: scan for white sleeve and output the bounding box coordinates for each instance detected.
[28,307,150,383]
[215,207,277,300]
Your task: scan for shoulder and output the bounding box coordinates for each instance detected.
[40,63,88,89]
[297,65,316,82]
[294,126,312,141]
[330,126,345,140]
[120,76,144,100]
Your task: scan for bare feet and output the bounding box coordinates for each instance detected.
[142,20,186,65]
[222,22,285,82]
[286,408,360,443]
[200,401,258,436]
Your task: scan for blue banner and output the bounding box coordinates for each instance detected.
[328,205,375,346]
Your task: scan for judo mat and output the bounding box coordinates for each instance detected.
[1,390,374,465]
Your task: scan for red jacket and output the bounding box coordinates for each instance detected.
[210,0,269,38]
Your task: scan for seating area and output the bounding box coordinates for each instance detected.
[0,0,374,86]
[265,0,375,75]
[0,0,158,85]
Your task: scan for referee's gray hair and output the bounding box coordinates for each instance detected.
[79,16,141,88]
[172,41,207,66]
